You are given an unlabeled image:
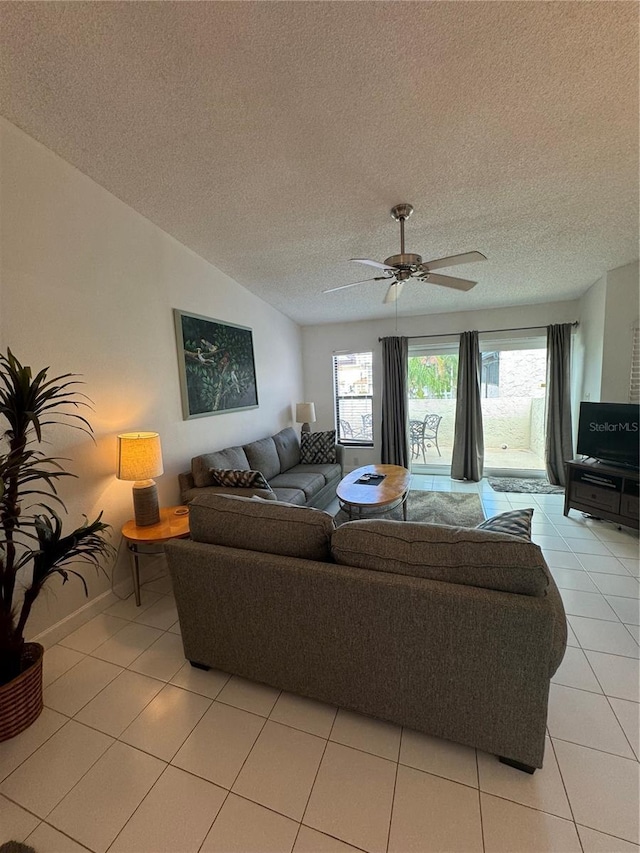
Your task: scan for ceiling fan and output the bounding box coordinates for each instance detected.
[324,203,487,304]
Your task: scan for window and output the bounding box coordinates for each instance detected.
[333,351,373,444]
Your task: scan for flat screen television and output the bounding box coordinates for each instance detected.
[576,402,639,469]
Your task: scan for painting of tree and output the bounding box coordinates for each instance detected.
[174,310,259,418]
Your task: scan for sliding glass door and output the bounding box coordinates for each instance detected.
[479,339,547,474]
[408,336,547,476]
[408,345,458,472]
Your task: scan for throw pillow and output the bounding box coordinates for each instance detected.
[476,508,534,541]
[209,468,271,491]
[300,430,337,464]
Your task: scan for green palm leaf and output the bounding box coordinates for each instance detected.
[0,349,112,686]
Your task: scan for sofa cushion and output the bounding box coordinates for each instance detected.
[268,471,325,500]
[292,462,342,485]
[183,485,277,503]
[331,519,550,597]
[210,468,271,491]
[477,508,534,541]
[270,487,307,505]
[300,430,337,464]
[273,427,301,472]
[189,492,334,560]
[243,436,281,481]
[192,446,250,488]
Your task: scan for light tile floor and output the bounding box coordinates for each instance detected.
[1,475,639,852]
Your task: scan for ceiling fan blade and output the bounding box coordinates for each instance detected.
[350,258,396,271]
[421,272,477,291]
[323,276,387,294]
[383,281,404,303]
[421,251,487,272]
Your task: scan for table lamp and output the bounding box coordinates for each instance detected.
[296,402,316,433]
[117,432,164,526]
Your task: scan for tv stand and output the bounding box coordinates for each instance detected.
[564,459,639,530]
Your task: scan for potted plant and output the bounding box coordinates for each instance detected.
[0,350,112,740]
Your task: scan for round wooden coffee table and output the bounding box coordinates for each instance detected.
[336,464,411,521]
[121,505,190,606]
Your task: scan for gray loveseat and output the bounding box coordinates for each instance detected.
[166,493,567,772]
[178,427,343,508]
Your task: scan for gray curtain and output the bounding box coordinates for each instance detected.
[451,331,484,481]
[545,323,573,486]
[381,336,409,467]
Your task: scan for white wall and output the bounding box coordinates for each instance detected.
[576,274,605,403]
[578,261,640,403]
[302,301,580,470]
[602,261,640,402]
[0,118,303,636]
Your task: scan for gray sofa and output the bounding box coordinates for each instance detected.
[178,426,343,508]
[166,493,567,772]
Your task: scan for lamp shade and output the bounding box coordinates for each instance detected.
[295,402,316,424]
[117,432,164,482]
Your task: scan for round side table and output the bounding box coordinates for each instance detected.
[121,505,190,605]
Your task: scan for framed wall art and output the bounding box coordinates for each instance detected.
[173,309,259,419]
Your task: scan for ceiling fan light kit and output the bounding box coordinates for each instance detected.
[324,203,487,303]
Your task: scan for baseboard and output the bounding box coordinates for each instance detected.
[32,553,168,649]
[33,589,119,649]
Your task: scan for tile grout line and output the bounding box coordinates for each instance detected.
[384,728,402,853]
[578,642,640,763]
[23,622,207,845]
[295,702,340,849]
[190,692,283,853]
[105,759,220,853]
[34,668,637,845]
[544,737,584,850]
[621,621,640,645]
[29,819,95,852]
[575,821,640,848]
[475,750,486,853]
[0,708,72,788]
[561,582,639,602]
[548,730,637,763]
[47,622,182,722]
[549,732,640,765]
[605,699,640,763]
[4,718,118,828]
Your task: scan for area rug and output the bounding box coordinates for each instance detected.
[488,477,565,495]
[334,490,485,527]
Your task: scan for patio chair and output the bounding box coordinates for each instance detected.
[410,413,442,462]
[360,413,373,440]
[339,419,355,440]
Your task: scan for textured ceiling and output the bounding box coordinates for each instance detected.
[0,2,637,326]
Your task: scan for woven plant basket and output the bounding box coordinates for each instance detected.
[0,642,44,742]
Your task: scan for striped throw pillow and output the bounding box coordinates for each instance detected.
[300,430,337,464]
[476,508,533,541]
[209,468,271,491]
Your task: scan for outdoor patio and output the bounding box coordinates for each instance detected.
[410,442,545,472]
[408,395,546,473]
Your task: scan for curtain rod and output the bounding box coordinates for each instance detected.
[378,321,579,342]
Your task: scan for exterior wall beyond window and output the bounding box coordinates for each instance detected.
[333,352,374,444]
